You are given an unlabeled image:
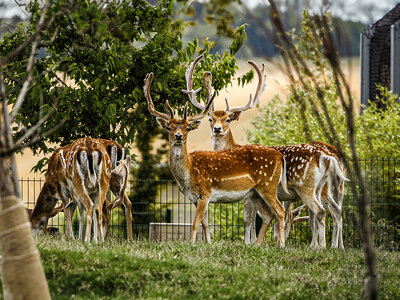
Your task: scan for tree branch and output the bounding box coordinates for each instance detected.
[0,0,50,69]
[0,119,66,158]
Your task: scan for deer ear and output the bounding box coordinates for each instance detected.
[228,111,242,121]
[188,120,201,131]
[156,118,170,130]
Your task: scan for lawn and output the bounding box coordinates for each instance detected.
[4,235,399,299]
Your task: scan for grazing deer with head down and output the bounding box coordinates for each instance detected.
[184,55,346,248]
[144,70,289,247]
[30,143,76,237]
[30,138,112,242]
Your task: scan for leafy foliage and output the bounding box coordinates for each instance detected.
[1,0,251,158]
[247,11,400,244]
[248,11,400,158]
[1,0,253,234]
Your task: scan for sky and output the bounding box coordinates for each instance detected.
[0,0,399,24]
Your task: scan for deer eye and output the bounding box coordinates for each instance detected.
[166,126,172,131]
[226,118,231,123]
[209,118,212,122]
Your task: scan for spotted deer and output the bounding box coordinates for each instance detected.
[63,139,133,241]
[30,143,76,237]
[310,140,345,248]
[66,139,133,241]
[30,138,112,242]
[144,71,289,247]
[185,55,346,248]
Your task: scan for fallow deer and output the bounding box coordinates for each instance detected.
[144,71,289,247]
[63,137,112,242]
[65,139,133,241]
[30,144,76,237]
[30,138,112,242]
[184,55,346,248]
[310,140,345,248]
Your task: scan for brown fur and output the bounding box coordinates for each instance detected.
[160,118,287,247]
[30,144,74,236]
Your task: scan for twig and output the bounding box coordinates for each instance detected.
[14,96,61,146]
[0,119,66,158]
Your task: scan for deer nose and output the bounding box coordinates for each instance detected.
[213,126,222,133]
[174,133,183,140]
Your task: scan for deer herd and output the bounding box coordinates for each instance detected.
[29,55,347,248]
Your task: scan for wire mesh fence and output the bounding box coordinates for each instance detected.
[22,158,400,249]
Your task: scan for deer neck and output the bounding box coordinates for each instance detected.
[212,129,239,151]
[169,142,192,192]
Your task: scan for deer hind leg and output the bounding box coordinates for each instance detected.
[255,184,285,248]
[96,184,109,243]
[254,198,274,246]
[123,194,133,241]
[296,187,326,248]
[322,186,342,249]
[73,186,94,242]
[335,180,345,249]
[76,200,85,241]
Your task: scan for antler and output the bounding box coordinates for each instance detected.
[181,54,217,118]
[181,54,204,110]
[144,72,173,120]
[225,60,267,113]
[184,91,216,122]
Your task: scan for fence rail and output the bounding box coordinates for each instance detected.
[22,158,400,249]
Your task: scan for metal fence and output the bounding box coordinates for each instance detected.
[22,158,400,249]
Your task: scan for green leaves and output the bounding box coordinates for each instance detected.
[2,0,247,174]
[229,24,247,55]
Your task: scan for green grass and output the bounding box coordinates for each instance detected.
[7,236,400,299]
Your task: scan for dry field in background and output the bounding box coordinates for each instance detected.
[15,58,361,179]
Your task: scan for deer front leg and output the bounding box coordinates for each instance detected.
[59,193,74,239]
[243,197,256,244]
[191,197,209,242]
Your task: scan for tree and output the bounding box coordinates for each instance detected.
[0,1,70,298]
[1,0,251,233]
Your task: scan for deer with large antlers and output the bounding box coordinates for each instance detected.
[184,55,346,248]
[144,70,289,247]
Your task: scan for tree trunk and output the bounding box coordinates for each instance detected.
[0,146,51,299]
